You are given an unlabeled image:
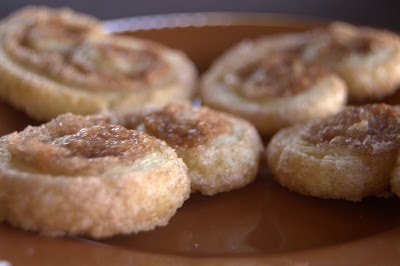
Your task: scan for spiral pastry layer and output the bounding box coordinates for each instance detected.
[0,113,190,238]
[200,31,347,136]
[109,103,263,195]
[0,6,197,121]
[266,103,400,201]
[303,22,400,102]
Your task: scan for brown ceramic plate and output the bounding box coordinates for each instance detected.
[1,13,400,266]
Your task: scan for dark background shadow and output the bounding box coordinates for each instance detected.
[1,0,399,31]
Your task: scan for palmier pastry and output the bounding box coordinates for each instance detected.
[0,113,190,238]
[303,22,400,102]
[111,103,263,195]
[200,32,347,136]
[266,103,400,201]
[0,6,197,121]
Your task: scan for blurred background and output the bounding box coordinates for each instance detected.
[1,0,399,31]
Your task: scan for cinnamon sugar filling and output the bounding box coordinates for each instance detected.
[223,51,329,99]
[2,11,173,91]
[6,114,157,175]
[301,104,400,154]
[143,104,234,148]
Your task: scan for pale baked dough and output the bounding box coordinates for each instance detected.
[0,113,190,238]
[200,31,347,136]
[0,6,197,121]
[110,103,264,195]
[303,22,400,102]
[266,103,400,201]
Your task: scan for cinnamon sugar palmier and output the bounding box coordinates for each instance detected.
[112,103,263,195]
[0,6,197,121]
[266,103,400,201]
[0,113,190,238]
[200,32,347,136]
[303,22,400,102]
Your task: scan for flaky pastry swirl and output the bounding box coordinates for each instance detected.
[200,31,347,136]
[303,22,400,102]
[266,103,400,201]
[0,6,197,121]
[109,103,264,195]
[0,113,190,238]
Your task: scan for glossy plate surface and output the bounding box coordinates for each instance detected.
[1,13,400,266]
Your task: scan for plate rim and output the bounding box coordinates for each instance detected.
[102,11,329,33]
